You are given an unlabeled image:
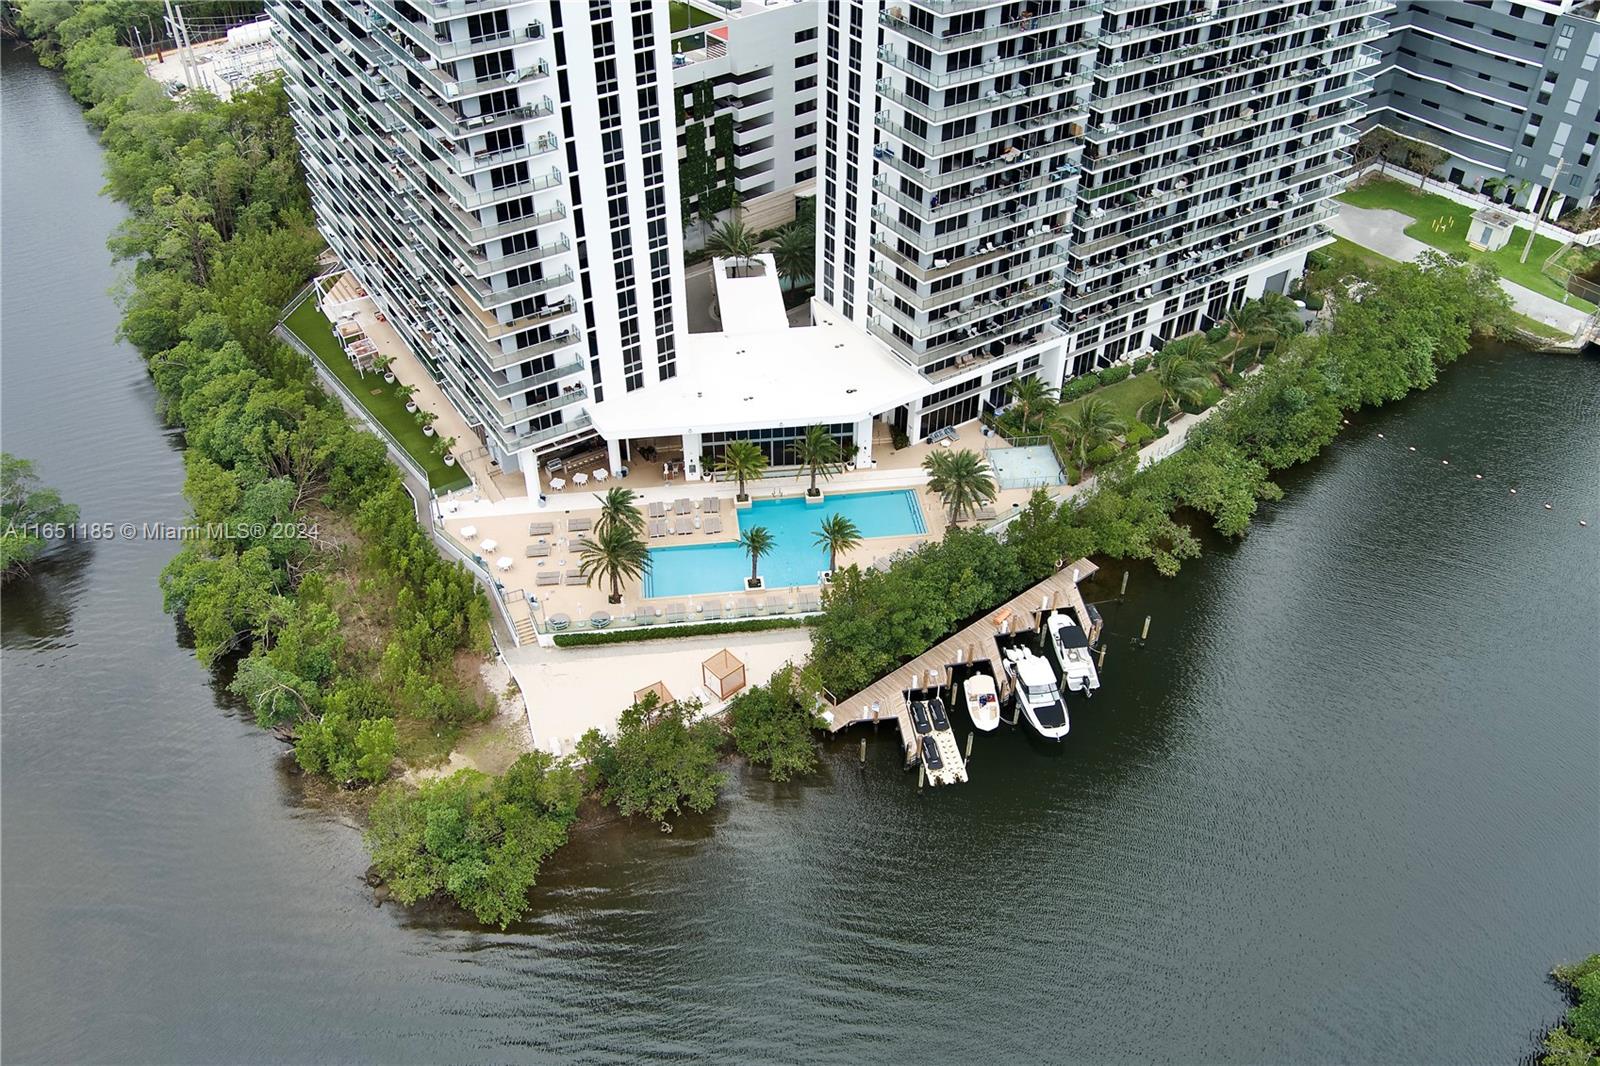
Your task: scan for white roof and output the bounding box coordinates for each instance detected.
[711,254,789,334]
[1013,653,1056,688]
[587,306,926,439]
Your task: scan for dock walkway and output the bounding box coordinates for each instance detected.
[826,561,1099,784]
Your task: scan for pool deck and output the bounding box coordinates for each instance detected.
[824,561,1099,787]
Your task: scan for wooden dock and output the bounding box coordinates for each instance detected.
[826,561,1100,784]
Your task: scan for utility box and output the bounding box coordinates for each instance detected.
[1468,207,1518,252]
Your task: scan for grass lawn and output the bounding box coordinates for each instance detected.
[282,299,469,492]
[669,0,720,31]
[1327,235,1397,272]
[1337,178,1594,311]
[1509,312,1572,339]
[1060,368,1165,427]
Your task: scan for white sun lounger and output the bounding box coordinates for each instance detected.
[703,516,723,535]
[674,498,692,515]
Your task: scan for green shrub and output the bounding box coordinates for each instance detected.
[891,428,911,450]
[1181,385,1224,414]
[1306,249,1333,271]
[1302,292,1325,311]
[1086,442,1120,466]
[552,617,812,646]
[1098,364,1131,385]
[1123,420,1155,446]
[1131,355,1152,375]
[728,664,822,781]
[1062,374,1099,400]
[1205,325,1230,343]
[577,693,724,827]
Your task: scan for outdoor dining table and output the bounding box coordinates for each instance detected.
[589,611,611,629]
[480,538,498,553]
[547,613,570,631]
[496,556,513,572]
[549,477,566,490]
[592,469,608,482]
[460,525,478,539]
[572,472,589,486]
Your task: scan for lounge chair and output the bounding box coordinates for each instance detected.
[765,595,787,615]
[799,591,821,611]
[647,501,667,518]
[702,603,724,620]
[975,505,998,521]
[563,569,585,585]
[648,518,667,539]
[568,517,593,534]
[702,497,721,513]
[528,521,554,536]
[525,542,550,558]
[664,602,687,623]
[535,571,560,587]
[674,498,692,515]
[675,516,693,535]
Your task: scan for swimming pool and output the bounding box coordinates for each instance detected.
[642,489,927,597]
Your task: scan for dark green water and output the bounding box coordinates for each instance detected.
[4,47,1597,1064]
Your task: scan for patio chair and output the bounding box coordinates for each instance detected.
[528,521,554,536]
[648,501,668,518]
[675,517,694,535]
[701,603,724,620]
[525,542,550,558]
[703,516,722,535]
[535,571,560,587]
[674,498,692,515]
[702,497,721,513]
[563,569,586,585]
[568,517,593,534]
[765,595,785,615]
[664,602,687,623]
[976,505,998,521]
[799,591,821,611]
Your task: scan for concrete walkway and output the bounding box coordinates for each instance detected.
[1330,205,1589,335]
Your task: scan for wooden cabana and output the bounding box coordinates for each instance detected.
[632,681,674,708]
[701,650,746,701]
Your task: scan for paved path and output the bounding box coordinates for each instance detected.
[1330,205,1589,334]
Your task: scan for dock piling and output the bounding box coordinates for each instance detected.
[1120,570,1129,599]
[859,737,866,766]
[917,763,926,791]
[965,731,974,762]
[1097,644,1108,673]
[1137,614,1151,646]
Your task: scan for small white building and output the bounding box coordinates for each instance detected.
[1467,207,1519,252]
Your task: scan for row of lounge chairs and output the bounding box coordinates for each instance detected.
[534,569,587,587]
[591,590,823,626]
[646,497,722,518]
[525,518,590,537]
[648,516,723,538]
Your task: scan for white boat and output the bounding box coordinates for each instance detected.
[1046,612,1100,696]
[963,671,1001,731]
[1001,647,1069,741]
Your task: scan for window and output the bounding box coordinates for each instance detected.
[795,74,818,92]
[795,27,817,44]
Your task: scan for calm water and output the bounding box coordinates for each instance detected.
[644,489,926,596]
[4,48,1597,1064]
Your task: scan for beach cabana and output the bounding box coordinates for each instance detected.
[633,681,674,709]
[702,649,747,701]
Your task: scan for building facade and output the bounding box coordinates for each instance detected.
[821,0,1389,441]
[1365,0,1600,214]
[270,0,686,487]
[670,0,820,241]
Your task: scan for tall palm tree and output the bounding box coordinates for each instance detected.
[1151,347,1212,427]
[1008,375,1058,434]
[813,514,861,574]
[576,523,651,605]
[739,525,775,587]
[795,425,843,496]
[772,224,814,292]
[1221,302,1267,373]
[1054,396,1126,470]
[592,486,644,538]
[718,440,767,500]
[922,448,997,525]
[705,217,758,270]
[1248,292,1304,365]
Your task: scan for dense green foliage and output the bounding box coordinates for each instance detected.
[1543,955,1600,1066]
[922,448,998,523]
[727,664,822,782]
[577,695,725,828]
[25,3,492,785]
[550,616,813,646]
[364,753,582,928]
[809,254,1511,698]
[0,454,79,580]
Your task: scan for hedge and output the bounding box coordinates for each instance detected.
[552,617,814,646]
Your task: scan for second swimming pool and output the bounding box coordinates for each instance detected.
[641,489,927,598]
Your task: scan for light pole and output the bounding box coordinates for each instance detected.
[1520,157,1567,265]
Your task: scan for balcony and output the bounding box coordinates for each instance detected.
[872,225,1064,283]
[366,0,524,61]
[869,251,1068,313]
[881,5,1102,52]
[868,305,1060,369]
[873,199,1068,252]
[869,281,1059,340]
[878,98,1088,161]
[878,40,1085,90]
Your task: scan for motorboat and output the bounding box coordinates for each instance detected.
[928,695,950,731]
[1001,646,1069,741]
[909,700,932,735]
[963,671,1001,731]
[920,734,944,771]
[1046,612,1100,696]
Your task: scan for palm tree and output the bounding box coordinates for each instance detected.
[1221,302,1267,373]
[718,440,767,501]
[1008,375,1058,434]
[739,525,775,588]
[592,485,644,538]
[1054,396,1126,470]
[1247,292,1304,365]
[813,514,861,574]
[1151,347,1212,427]
[576,523,651,605]
[772,224,814,292]
[922,448,997,525]
[705,217,758,270]
[795,425,843,496]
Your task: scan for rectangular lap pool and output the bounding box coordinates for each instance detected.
[642,489,927,598]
